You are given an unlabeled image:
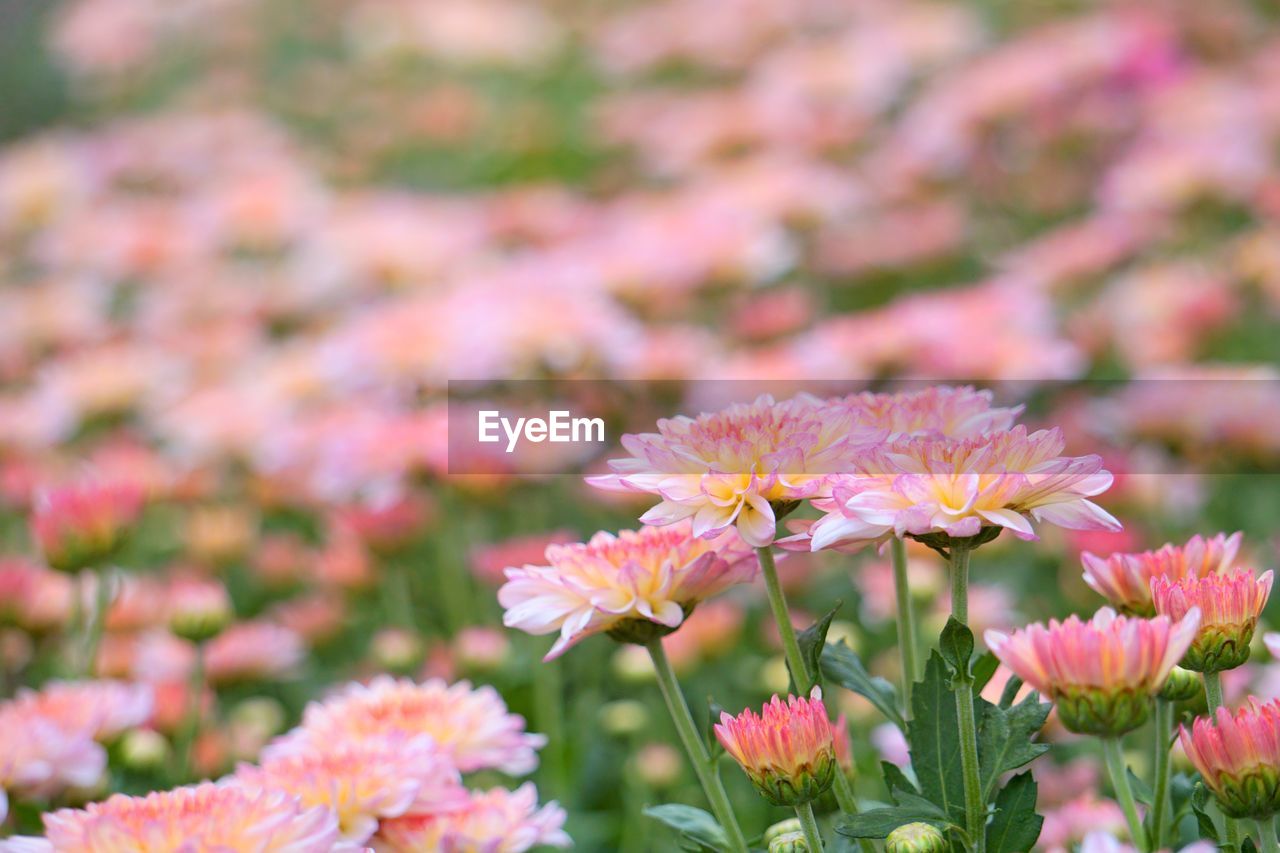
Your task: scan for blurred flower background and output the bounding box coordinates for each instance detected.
[1,0,1280,849]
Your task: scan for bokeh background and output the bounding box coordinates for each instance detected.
[3,0,1280,849]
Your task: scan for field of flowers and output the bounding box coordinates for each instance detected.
[2,0,1280,850]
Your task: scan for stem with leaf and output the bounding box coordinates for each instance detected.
[1102,737,1148,852]
[949,543,986,853]
[891,537,919,713]
[795,801,825,853]
[79,568,113,677]
[646,640,748,853]
[1150,698,1173,849]
[1204,670,1242,852]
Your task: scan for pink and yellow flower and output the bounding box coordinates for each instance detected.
[8,680,153,742]
[374,782,571,853]
[1180,697,1280,819]
[239,734,465,844]
[1082,532,1242,616]
[834,385,1022,439]
[205,621,305,685]
[30,480,146,573]
[985,607,1200,735]
[498,521,757,659]
[801,426,1120,553]
[714,688,838,806]
[271,676,545,776]
[20,782,340,852]
[165,576,233,643]
[587,394,872,547]
[1150,568,1273,672]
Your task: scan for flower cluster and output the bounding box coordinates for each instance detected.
[6,677,567,852]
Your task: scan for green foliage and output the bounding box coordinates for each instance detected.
[643,804,729,852]
[831,630,1051,853]
[821,640,905,730]
[796,602,841,690]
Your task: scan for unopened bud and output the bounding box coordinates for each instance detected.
[1159,666,1202,702]
[764,819,802,846]
[119,728,170,770]
[768,830,807,853]
[886,822,947,853]
[599,700,648,737]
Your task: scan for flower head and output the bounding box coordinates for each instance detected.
[31,782,339,852]
[374,782,571,853]
[802,426,1119,554]
[714,688,838,806]
[498,521,757,659]
[9,680,153,742]
[1150,568,1273,672]
[30,480,145,573]
[205,621,305,685]
[1082,532,1242,616]
[886,822,948,853]
[271,676,545,776]
[240,734,465,844]
[986,607,1200,735]
[1180,697,1280,819]
[587,394,872,547]
[165,576,233,643]
[835,385,1022,439]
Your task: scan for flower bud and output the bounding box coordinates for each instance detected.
[768,830,808,853]
[370,627,424,673]
[715,689,837,807]
[31,481,144,573]
[1151,569,1272,674]
[1158,666,1202,702]
[167,578,232,644]
[1181,699,1280,819]
[764,819,802,846]
[887,822,947,853]
[598,700,649,737]
[119,728,170,771]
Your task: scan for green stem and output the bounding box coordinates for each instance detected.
[794,801,825,853]
[533,649,568,800]
[758,546,812,692]
[1103,737,1148,852]
[175,643,205,782]
[949,544,985,853]
[1204,671,1242,851]
[830,765,877,853]
[646,640,748,853]
[1259,818,1279,853]
[80,568,112,678]
[1150,699,1173,849]
[891,537,919,714]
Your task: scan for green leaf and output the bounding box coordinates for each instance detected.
[882,761,918,800]
[985,772,1042,852]
[822,640,905,730]
[836,804,949,840]
[643,804,729,852]
[1127,768,1154,806]
[939,617,974,677]
[797,602,841,690]
[998,675,1024,709]
[977,691,1051,798]
[908,652,968,826]
[1191,783,1221,843]
[971,652,999,696]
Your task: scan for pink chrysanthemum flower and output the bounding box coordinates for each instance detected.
[1082,532,1242,616]
[802,426,1120,553]
[205,621,305,685]
[986,607,1200,735]
[835,385,1022,439]
[17,782,339,852]
[9,680,153,742]
[1150,568,1273,672]
[1180,697,1280,819]
[498,521,757,659]
[587,394,873,547]
[271,676,545,776]
[714,688,838,806]
[0,704,105,819]
[30,480,145,573]
[374,782,570,853]
[240,734,466,845]
[165,576,233,643]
